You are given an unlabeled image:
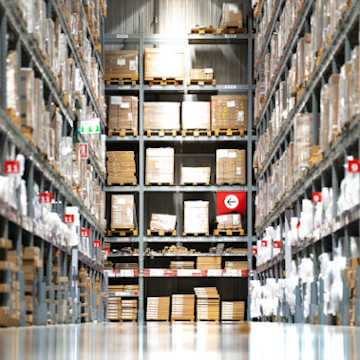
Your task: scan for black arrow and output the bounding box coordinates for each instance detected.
[226,198,237,206]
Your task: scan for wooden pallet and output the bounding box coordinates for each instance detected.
[145,181,174,186]
[181,129,212,137]
[213,128,245,137]
[171,318,194,322]
[146,319,169,322]
[104,74,138,86]
[107,229,138,237]
[108,129,138,137]
[107,179,137,186]
[145,78,183,86]
[147,229,177,237]
[214,228,245,236]
[145,129,178,137]
[217,26,247,34]
[197,319,219,322]
[191,26,217,35]
[181,182,210,186]
[186,79,216,86]
[182,232,209,237]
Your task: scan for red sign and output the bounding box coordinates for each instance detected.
[348,160,360,173]
[81,228,90,237]
[261,240,268,247]
[40,192,53,204]
[312,192,322,203]
[273,241,282,249]
[296,220,301,229]
[93,240,101,248]
[252,248,258,255]
[4,160,20,175]
[217,192,246,216]
[79,143,88,159]
[64,214,74,224]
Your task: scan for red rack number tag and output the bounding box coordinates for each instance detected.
[273,241,282,249]
[81,229,90,238]
[348,160,360,173]
[312,192,322,203]
[261,240,268,247]
[252,248,258,255]
[64,214,74,224]
[40,192,53,204]
[103,248,110,255]
[93,240,101,248]
[4,160,20,175]
[79,143,88,159]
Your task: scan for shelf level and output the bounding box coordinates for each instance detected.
[105,269,249,277]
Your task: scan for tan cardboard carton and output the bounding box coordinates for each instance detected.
[216,214,242,230]
[197,256,221,270]
[190,68,214,81]
[216,149,246,185]
[108,96,138,132]
[150,214,177,232]
[105,50,139,79]
[107,151,136,185]
[144,102,180,131]
[182,101,211,130]
[183,201,209,234]
[221,3,243,29]
[146,148,174,185]
[111,195,135,229]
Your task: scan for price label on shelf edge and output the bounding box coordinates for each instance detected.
[40,192,53,204]
[3,160,20,175]
[312,192,322,203]
[81,228,90,238]
[348,159,360,173]
[64,214,75,224]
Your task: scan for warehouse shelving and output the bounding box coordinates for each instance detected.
[252,0,360,326]
[108,254,248,258]
[104,7,255,322]
[0,0,107,325]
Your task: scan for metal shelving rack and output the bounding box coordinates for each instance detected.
[104,10,255,323]
[0,0,107,325]
[253,0,360,325]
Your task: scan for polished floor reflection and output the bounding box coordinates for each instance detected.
[0,322,360,359]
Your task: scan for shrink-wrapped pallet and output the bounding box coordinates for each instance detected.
[352,46,360,118]
[150,214,177,232]
[216,214,242,230]
[146,148,174,185]
[220,3,243,29]
[180,167,211,185]
[144,102,180,131]
[182,102,211,130]
[183,201,209,235]
[111,195,135,230]
[328,74,340,146]
[108,96,138,133]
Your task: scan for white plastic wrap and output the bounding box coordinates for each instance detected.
[298,257,314,318]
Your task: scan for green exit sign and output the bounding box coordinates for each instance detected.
[80,119,101,134]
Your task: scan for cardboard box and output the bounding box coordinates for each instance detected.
[105,50,139,79]
[171,294,195,320]
[146,148,174,185]
[182,102,211,130]
[221,3,243,29]
[145,48,184,80]
[197,256,221,270]
[180,167,211,185]
[144,102,180,131]
[216,149,246,185]
[170,261,195,269]
[107,151,136,185]
[211,95,248,131]
[111,195,135,229]
[108,96,138,132]
[194,287,220,321]
[190,68,214,81]
[150,214,177,232]
[224,261,248,270]
[6,51,20,120]
[20,68,35,129]
[146,297,170,321]
[183,201,209,234]
[216,214,242,230]
[221,301,245,321]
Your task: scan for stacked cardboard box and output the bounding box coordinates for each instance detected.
[150,214,177,232]
[108,297,121,321]
[170,261,195,269]
[182,101,211,130]
[146,148,174,185]
[344,258,359,326]
[181,167,211,185]
[144,103,180,132]
[105,50,139,80]
[171,294,195,321]
[216,214,242,230]
[216,149,246,185]
[221,3,243,29]
[221,301,245,321]
[194,287,220,321]
[197,256,222,270]
[144,48,184,81]
[107,151,136,186]
[183,201,209,235]
[111,195,135,230]
[108,285,139,294]
[108,96,138,133]
[224,261,248,270]
[211,95,248,132]
[121,299,138,321]
[190,69,214,82]
[146,297,170,321]
[114,263,138,270]
[78,267,91,322]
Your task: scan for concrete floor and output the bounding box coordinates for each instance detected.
[0,322,359,359]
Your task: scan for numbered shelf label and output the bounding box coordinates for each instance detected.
[40,192,53,204]
[64,214,75,224]
[93,240,101,248]
[81,228,90,237]
[103,248,110,255]
[252,248,258,255]
[79,143,88,159]
[348,159,360,173]
[3,160,20,175]
[273,241,282,249]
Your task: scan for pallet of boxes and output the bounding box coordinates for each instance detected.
[146,148,175,185]
[181,100,212,137]
[217,3,246,34]
[148,214,177,236]
[104,50,139,85]
[183,201,209,236]
[197,256,222,271]
[171,294,195,322]
[187,68,216,87]
[107,151,137,186]
[109,194,138,237]
[221,301,245,321]
[146,297,170,321]
[121,299,138,321]
[108,296,121,322]
[215,213,244,236]
[194,288,220,322]
[216,149,246,185]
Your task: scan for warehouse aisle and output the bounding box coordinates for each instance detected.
[0,322,359,359]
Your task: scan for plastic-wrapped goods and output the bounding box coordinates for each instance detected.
[298,199,314,242]
[322,1,331,45]
[144,48,184,81]
[65,206,80,247]
[221,3,243,28]
[294,113,312,182]
[323,187,334,224]
[249,280,262,319]
[328,74,340,146]
[183,201,209,235]
[180,167,210,185]
[150,214,177,232]
[144,102,180,131]
[6,51,20,122]
[216,214,242,230]
[111,195,135,230]
[145,148,174,185]
[338,62,353,131]
[20,69,35,130]
[304,33,313,82]
[216,149,246,185]
[59,137,73,186]
[320,84,330,154]
[352,46,360,118]
[182,102,210,130]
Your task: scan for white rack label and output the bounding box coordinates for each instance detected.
[117,58,126,66]
[227,100,236,108]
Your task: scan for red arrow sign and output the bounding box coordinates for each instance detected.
[348,160,360,173]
